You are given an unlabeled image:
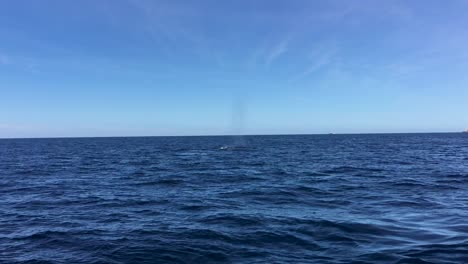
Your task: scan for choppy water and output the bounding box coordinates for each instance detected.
[1,134,467,263]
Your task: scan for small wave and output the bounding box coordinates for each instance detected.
[2,134,468,263]
[199,214,264,228]
[321,166,384,175]
[135,178,185,186]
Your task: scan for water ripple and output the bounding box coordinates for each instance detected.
[0,134,467,263]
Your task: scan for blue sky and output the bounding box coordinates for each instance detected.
[1,0,468,137]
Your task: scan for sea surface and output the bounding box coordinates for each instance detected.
[0,133,467,263]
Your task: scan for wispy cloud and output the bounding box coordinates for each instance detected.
[302,53,334,76]
[0,54,10,65]
[245,35,293,71]
[265,38,289,66]
[126,0,228,68]
[0,53,42,74]
[289,43,338,82]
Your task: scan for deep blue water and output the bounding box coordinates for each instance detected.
[0,133,467,263]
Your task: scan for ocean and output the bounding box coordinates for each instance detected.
[0,133,467,263]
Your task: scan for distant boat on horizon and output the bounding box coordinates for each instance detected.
[463,129,468,133]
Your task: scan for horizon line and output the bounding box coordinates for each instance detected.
[0,131,462,140]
